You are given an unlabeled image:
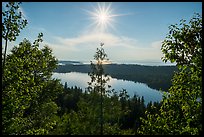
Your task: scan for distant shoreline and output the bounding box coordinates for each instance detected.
[58,60,176,67]
[54,63,178,91]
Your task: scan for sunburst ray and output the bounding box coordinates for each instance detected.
[84,2,127,33]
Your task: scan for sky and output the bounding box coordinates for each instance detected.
[2,2,202,64]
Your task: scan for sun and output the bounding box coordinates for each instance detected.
[83,2,131,33]
[94,59,112,65]
[98,12,109,24]
[94,3,112,27]
[85,2,122,32]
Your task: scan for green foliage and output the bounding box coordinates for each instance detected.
[2,2,28,42]
[54,43,137,135]
[60,91,133,135]
[161,13,202,70]
[2,34,63,135]
[86,43,135,135]
[138,13,202,135]
[24,101,60,135]
[56,86,83,115]
[54,82,147,135]
[87,43,111,95]
[87,43,111,135]
[2,2,28,75]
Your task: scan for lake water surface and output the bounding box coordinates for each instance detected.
[52,72,163,105]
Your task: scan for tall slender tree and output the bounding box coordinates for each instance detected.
[87,43,110,135]
[2,2,28,76]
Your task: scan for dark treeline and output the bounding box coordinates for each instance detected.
[3,2,201,135]
[55,84,161,134]
[54,64,178,91]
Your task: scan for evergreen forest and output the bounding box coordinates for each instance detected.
[2,2,202,135]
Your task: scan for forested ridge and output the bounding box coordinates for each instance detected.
[2,2,202,135]
[54,85,159,134]
[54,63,178,91]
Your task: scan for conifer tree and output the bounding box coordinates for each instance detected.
[87,43,110,135]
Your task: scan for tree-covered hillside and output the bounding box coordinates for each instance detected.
[54,64,177,91]
[2,2,201,135]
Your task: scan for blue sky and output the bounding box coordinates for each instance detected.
[2,2,202,63]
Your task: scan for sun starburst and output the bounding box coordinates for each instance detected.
[85,2,125,32]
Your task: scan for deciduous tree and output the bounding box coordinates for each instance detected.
[2,2,28,76]
[2,33,63,135]
[138,13,202,135]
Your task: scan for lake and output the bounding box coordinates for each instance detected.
[52,72,163,105]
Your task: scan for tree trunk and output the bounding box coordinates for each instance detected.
[2,36,8,78]
[100,74,103,135]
